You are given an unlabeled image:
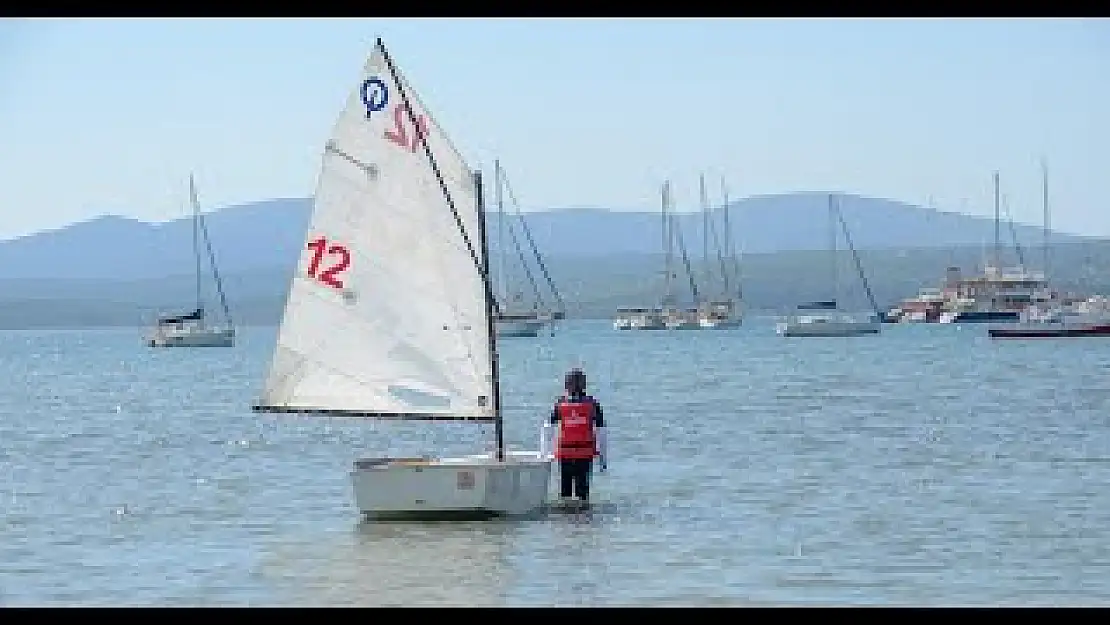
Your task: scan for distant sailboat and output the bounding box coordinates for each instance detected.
[251,38,551,520]
[776,194,881,337]
[988,160,1110,338]
[614,181,677,330]
[696,173,742,329]
[145,174,235,348]
[662,189,703,330]
[490,159,566,338]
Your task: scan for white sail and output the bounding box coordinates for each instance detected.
[255,40,494,420]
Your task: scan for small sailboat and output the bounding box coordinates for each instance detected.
[663,181,705,329]
[777,193,881,337]
[145,174,235,348]
[614,180,684,330]
[989,162,1110,338]
[490,159,566,338]
[251,38,551,520]
[695,174,742,329]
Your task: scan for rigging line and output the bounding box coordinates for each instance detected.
[499,169,567,313]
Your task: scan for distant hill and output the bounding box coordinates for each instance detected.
[3,241,1110,329]
[1,191,1106,329]
[0,192,1092,282]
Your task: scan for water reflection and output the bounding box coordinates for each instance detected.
[259,520,525,606]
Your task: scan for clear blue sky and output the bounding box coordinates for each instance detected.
[0,18,1106,240]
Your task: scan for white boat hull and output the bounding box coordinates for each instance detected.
[697,316,742,329]
[351,450,552,520]
[776,318,881,337]
[623,314,666,330]
[695,301,742,329]
[665,320,700,330]
[617,312,742,330]
[146,326,235,347]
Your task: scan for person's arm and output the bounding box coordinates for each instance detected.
[542,404,558,459]
[594,400,607,469]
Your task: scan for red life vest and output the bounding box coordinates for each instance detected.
[555,397,597,460]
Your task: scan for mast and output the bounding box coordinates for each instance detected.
[999,169,1007,269]
[1002,193,1027,270]
[661,181,673,307]
[957,197,968,268]
[722,177,737,301]
[191,177,234,327]
[828,193,838,306]
[190,172,202,314]
[494,159,506,312]
[700,172,709,299]
[667,192,700,306]
[1041,158,1050,282]
[474,170,504,461]
[705,175,729,302]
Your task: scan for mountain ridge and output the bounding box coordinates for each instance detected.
[0,191,1093,283]
[3,237,1110,330]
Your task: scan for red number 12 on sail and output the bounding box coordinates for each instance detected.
[306,236,351,289]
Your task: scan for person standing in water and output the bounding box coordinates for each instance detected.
[549,367,607,503]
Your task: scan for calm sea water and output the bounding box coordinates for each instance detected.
[2,319,1110,606]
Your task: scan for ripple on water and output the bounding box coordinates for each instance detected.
[3,323,1110,605]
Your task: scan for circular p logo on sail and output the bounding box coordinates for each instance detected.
[360,77,388,119]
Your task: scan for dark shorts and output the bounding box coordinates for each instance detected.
[559,458,592,500]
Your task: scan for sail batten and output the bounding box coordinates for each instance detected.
[255,40,494,420]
